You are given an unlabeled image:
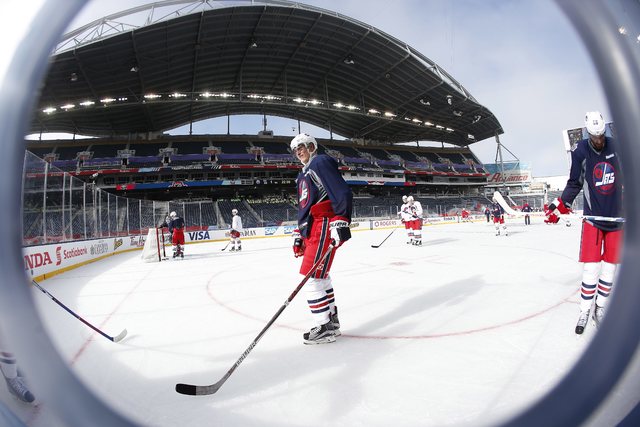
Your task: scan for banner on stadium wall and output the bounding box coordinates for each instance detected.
[23,236,144,280]
[484,162,532,184]
[23,217,468,280]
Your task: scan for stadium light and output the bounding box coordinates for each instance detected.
[42,107,56,114]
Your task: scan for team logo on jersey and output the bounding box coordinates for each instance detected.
[593,161,615,195]
[298,180,310,208]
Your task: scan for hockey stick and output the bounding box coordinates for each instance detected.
[31,280,127,343]
[220,241,231,251]
[371,228,396,248]
[493,191,521,216]
[176,244,336,396]
[580,215,625,223]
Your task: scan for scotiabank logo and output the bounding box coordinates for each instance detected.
[63,247,88,260]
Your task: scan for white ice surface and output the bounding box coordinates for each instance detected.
[7,217,602,427]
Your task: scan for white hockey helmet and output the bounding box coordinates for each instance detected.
[407,195,414,203]
[585,111,605,136]
[170,211,176,219]
[402,195,408,203]
[290,133,317,151]
[232,208,238,215]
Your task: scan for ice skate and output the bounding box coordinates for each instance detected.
[303,321,336,345]
[237,245,242,252]
[593,305,605,327]
[230,246,236,252]
[575,309,590,334]
[330,308,341,337]
[4,376,35,403]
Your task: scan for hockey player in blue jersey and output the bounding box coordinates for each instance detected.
[290,133,353,345]
[545,111,624,334]
[491,202,507,236]
[522,202,532,225]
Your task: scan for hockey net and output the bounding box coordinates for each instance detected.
[141,227,166,262]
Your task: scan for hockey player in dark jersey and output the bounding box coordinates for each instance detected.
[522,202,532,225]
[162,212,185,258]
[290,133,353,345]
[545,111,623,334]
[491,202,507,236]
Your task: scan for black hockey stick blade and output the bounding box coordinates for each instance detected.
[175,381,223,396]
[371,228,396,248]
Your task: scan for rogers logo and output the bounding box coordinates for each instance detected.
[55,247,62,265]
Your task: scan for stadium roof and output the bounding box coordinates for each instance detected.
[31,0,503,146]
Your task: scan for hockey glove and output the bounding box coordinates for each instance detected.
[329,217,351,247]
[292,229,305,258]
[547,198,571,215]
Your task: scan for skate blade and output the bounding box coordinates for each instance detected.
[303,336,337,345]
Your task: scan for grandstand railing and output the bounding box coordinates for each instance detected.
[22,151,503,247]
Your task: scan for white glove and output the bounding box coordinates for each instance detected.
[329,218,351,247]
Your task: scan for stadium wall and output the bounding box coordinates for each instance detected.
[23,215,475,281]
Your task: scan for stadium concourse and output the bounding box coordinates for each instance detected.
[5,217,617,427]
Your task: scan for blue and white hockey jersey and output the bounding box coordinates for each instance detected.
[560,136,623,231]
[295,154,352,238]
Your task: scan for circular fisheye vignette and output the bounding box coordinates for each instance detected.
[0,0,138,426]
[0,1,638,427]
[500,1,640,426]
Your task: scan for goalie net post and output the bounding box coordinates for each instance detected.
[141,227,166,262]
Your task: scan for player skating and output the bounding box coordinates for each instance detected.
[522,202,532,225]
[491,202,508,236]
[546,111,623,334]
[290,133,352,345]
[229,209,243,252]
[407,196,423,245]
[461,208,471,223]
[163,211,185,258]
[399,195,414,244]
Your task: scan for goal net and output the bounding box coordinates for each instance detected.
[141,227,166,262]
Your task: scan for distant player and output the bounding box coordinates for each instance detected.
[461,208,471,223]
[229,209,243,252]
[164,211,185,258]
[407,196,423,245]
[522,202,532,225]
[399,195,414,244]
[290,133,352,345]
[491,202,507,236]
[545,111,623,334]
[484,206,491,223]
